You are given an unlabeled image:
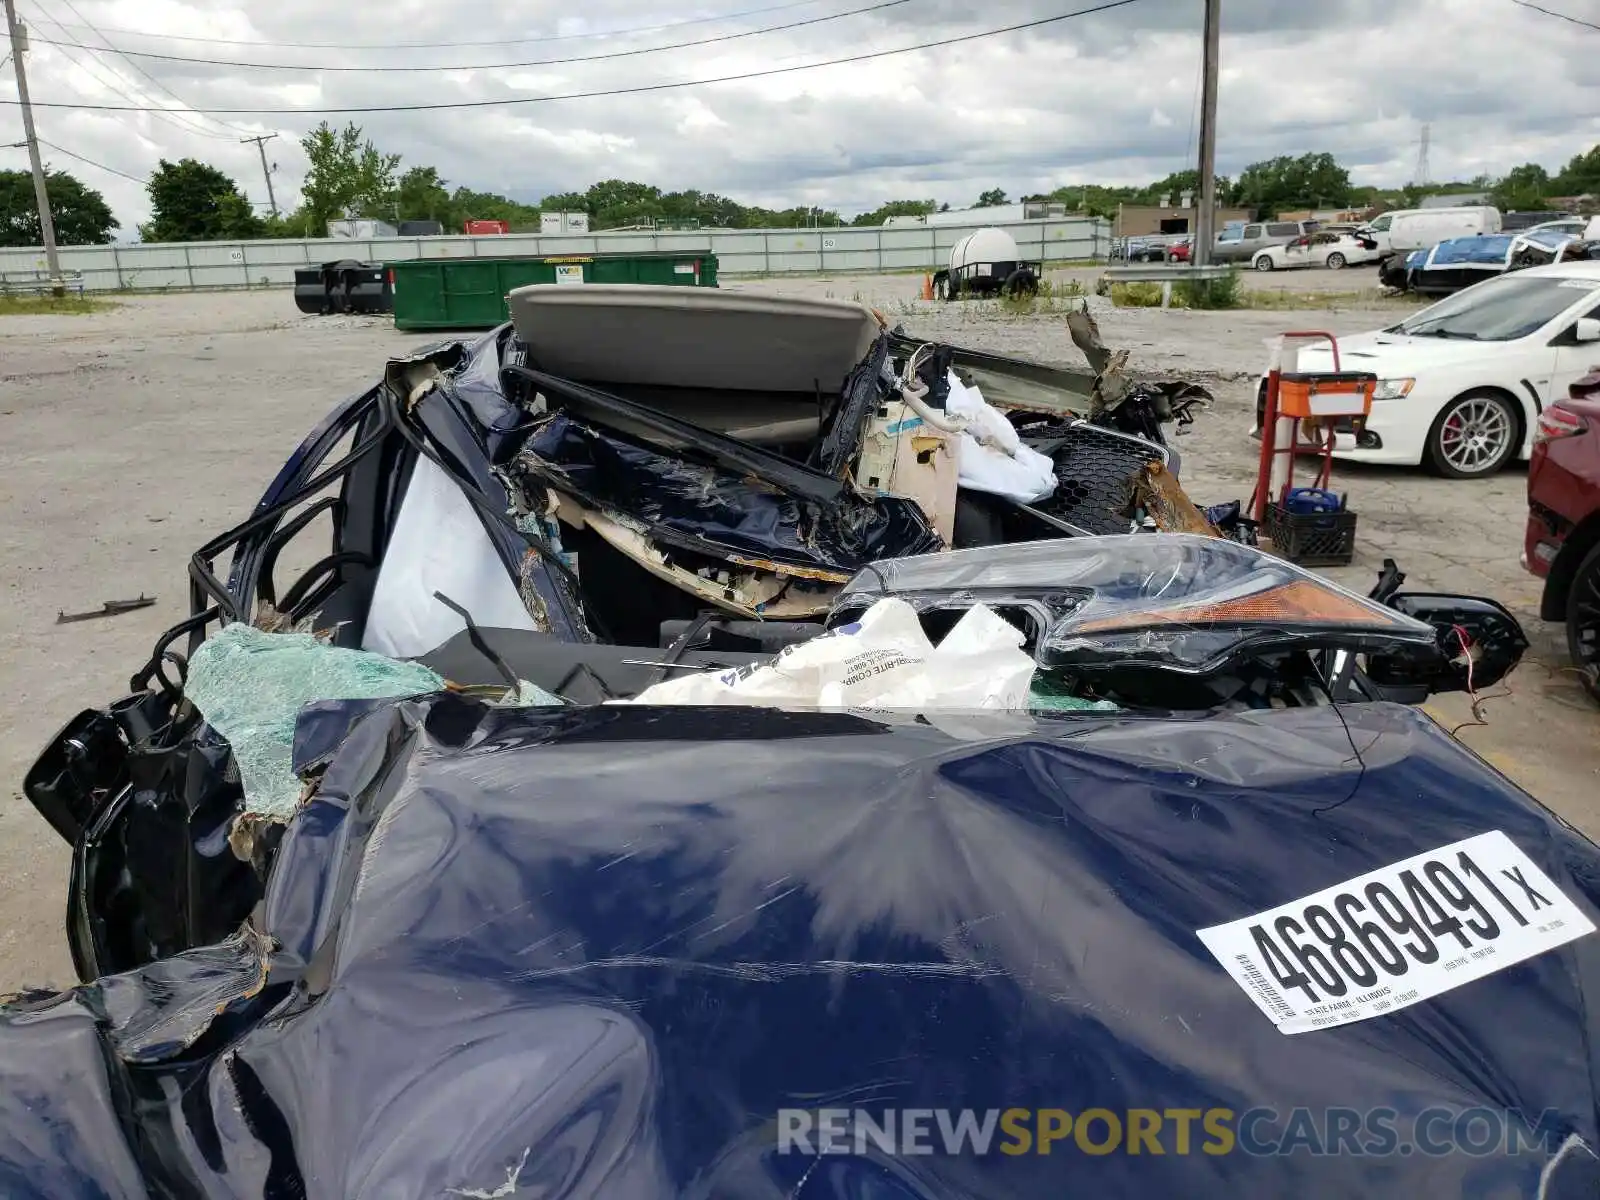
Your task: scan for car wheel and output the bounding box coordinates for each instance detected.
[1567,541,1600,703]
[1254,255,1274,271]
[1326,252,1347,269]
[1424,390,1519,478]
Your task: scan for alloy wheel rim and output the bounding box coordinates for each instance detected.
[1439,398,1512,473]
[1575,563,1600,684]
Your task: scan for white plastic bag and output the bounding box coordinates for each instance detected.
[628,598,1037,710]
[945,371,1058,505]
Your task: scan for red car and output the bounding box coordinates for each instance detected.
[1524,367,1600,700]
[1168,240,1192,263]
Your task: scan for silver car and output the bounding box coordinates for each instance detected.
[1211,219,1319,264]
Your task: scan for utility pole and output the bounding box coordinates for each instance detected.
[3,0,63,294]
[1191,0,1222,267]
[242,133,279,218]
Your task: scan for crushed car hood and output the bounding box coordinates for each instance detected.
[3,696,1598,1198]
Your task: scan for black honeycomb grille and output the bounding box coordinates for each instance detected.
[1035,423,1166,536]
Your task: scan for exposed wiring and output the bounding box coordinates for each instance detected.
[1449,623,1492,725]
[20,0,919,73]
[1449,690,1514,738]
[1454,624,1476,692]
[3,0,1150,116]
[897,342,987,440]
[30,0,843,51]
[1443,626,1526,737]
[1309,664,1377,818]
[896,344,951,413]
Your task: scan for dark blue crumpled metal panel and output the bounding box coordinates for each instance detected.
[1427,235,1516,268]
[526,412,944,571]
[3,697,1600,1198]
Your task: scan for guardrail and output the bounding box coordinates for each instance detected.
[0,270,87,298]
[1100,263,1234,308]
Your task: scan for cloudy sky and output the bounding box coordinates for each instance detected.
[2,0,1597,236]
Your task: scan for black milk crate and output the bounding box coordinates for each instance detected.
[1264,502,1358,567]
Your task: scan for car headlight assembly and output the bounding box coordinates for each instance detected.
[1373,377,1415,401]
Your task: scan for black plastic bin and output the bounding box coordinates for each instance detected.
[293,259,393,315]
[1264,502,1358,567]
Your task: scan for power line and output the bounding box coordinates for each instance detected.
[30,0,839,50]
[32,136,148,182]
[21,0,918,73]
[1182,46,1202,175]
[19,6,237,141]
[3,0,1148,116]
[1509,0,1600,31]
[33,0,254,135]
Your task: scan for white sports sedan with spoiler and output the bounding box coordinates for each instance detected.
[1251,262,1600,478]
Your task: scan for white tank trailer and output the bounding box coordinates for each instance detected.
[932,228,1042,300]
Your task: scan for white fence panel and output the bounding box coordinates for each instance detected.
[0,218,1110,292]
[716,253,768,274]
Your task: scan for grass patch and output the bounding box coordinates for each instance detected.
[1107,271,1420,312]
[1108,282,1171,308]
[1234,288,1423,311]
[886,276,1090,318]
[1180,270,1243,310]
[998,277,1087,315]
[0,293,113,316]
[1107,269,1245,310]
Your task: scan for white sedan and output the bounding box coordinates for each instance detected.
[1251,261,1600,478]
[1250,233,1382,272]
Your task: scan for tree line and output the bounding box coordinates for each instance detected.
[3,127,1598,249]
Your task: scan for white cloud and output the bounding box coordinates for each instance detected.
[1,0,1597,236]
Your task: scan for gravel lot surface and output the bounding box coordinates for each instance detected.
[3,276,1596,992]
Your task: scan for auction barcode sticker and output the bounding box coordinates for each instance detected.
[1196,831,1595,1035]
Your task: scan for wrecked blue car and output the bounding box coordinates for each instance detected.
[1390,227,1587,296]
[5,288,1598,1198]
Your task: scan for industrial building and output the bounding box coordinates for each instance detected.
[1112,202,1255,238]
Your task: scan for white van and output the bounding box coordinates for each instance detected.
[1363,206,1501,257]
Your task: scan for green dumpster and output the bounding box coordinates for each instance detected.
[386,251,719,331]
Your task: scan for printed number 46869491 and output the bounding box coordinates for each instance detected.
[1247,851,1553,1003]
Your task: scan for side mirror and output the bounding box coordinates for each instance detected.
[1574,316,1600,344]
[24,708,131,846]
[1367,593,1529,694]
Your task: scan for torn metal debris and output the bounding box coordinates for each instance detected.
[6,283,1575,1200]
[55,594,156,624]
